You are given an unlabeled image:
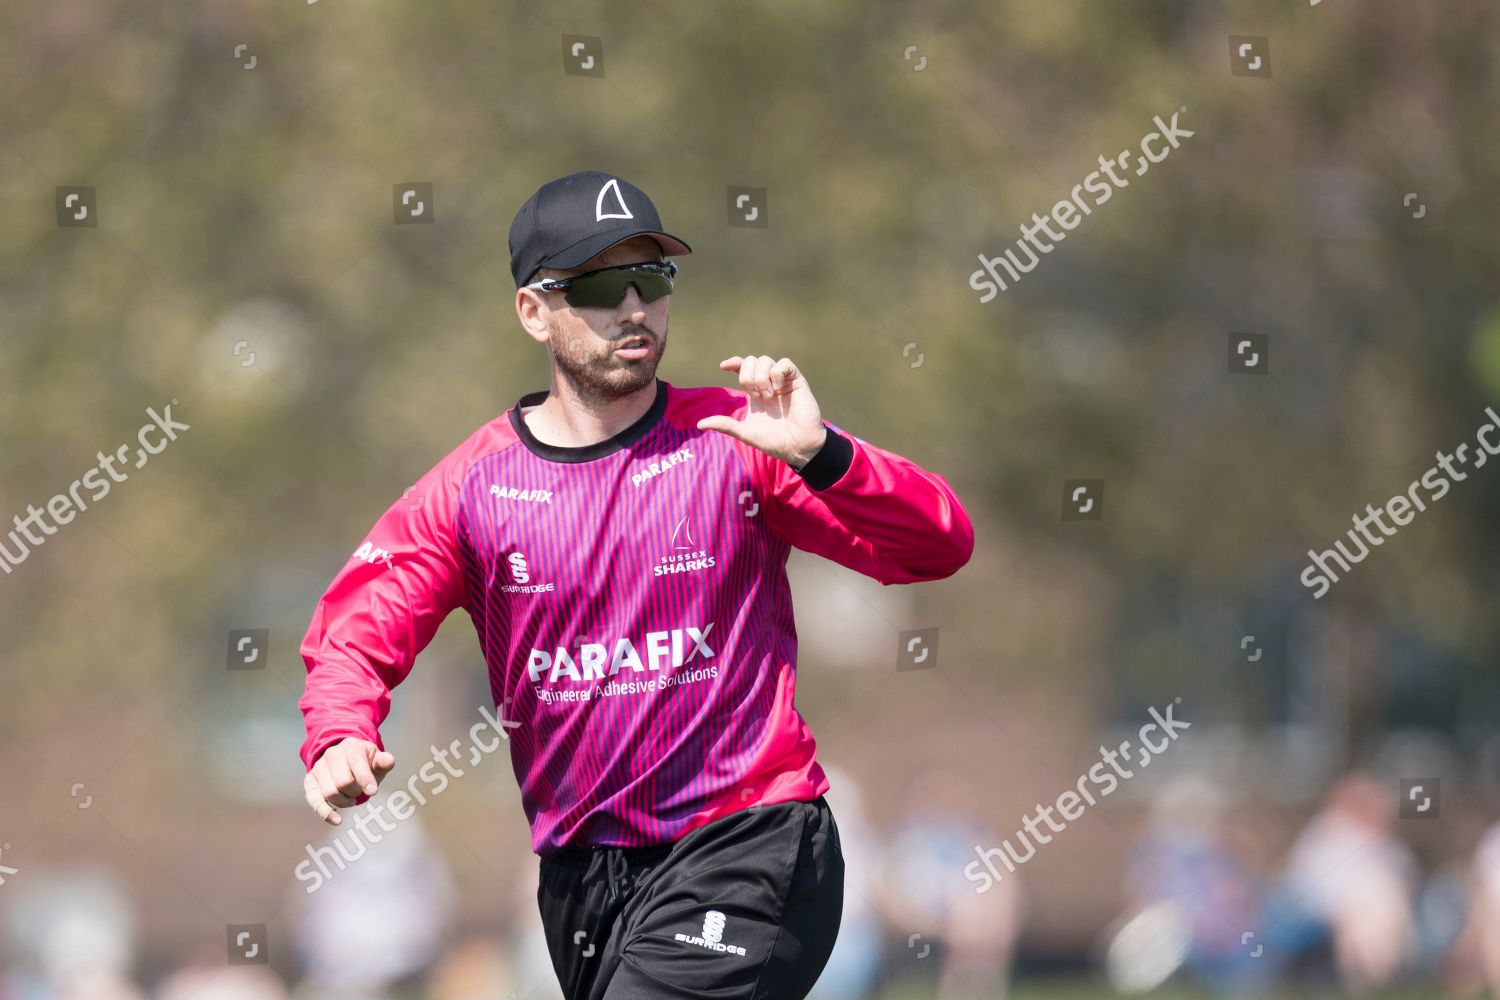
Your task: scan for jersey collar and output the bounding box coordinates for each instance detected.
[509,378,669,463]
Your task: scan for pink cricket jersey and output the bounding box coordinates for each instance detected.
[299,378,974,855]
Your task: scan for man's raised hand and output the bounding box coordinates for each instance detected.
[696,355,827,468]
[303,737,395,826]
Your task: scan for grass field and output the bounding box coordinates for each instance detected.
[875,980,1452,1000]
[368,980,1453,999]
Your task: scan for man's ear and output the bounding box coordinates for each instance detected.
[515,290,551,345]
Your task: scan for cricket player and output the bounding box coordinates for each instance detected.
[298,170,975,999]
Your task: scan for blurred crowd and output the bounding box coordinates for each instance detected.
[2,765,1497,999]
[1104,771,1500,997]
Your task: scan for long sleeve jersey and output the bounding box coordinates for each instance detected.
[299,377,974,855]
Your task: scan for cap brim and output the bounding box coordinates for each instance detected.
[540,228,692,273]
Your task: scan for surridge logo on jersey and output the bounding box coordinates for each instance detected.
[526,622,715,684]
[631,445,694,488]
[654,513,716,577]
[501,550,554,594]
[675,910,747,956]
[490,484,553,504]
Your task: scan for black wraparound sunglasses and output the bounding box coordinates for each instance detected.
[524,260,677,309]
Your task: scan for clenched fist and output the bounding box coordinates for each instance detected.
[303,737,395,826]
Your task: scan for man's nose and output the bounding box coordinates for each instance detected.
[618,283,650,315]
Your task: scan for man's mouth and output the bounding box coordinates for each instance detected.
[614,335,654,358]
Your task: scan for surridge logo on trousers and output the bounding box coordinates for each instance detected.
[674,909,747,956]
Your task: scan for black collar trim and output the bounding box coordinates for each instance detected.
[509,379,668,463]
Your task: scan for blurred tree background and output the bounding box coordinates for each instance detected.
[3,0,1500,988]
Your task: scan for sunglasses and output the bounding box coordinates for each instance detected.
[524,260,677,309]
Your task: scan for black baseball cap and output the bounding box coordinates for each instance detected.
[509,170,692,288]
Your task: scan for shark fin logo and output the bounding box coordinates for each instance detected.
[670,513,696,550]
[655,513,715,577]
[596,178,634,222]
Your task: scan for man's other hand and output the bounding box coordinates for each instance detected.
[303,737,395,826]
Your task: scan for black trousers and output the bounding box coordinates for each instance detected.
[537,795,845,1000]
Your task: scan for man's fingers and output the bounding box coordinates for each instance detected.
[315,766,358,807]
[303,774,342,826]
[370,749,397,778]
[770,358,796,395]
[326,752,358,798]
[721,355,798,400]
[695,415,746,441]
[301,737,390,827]
[325,749,366,797]
[754,355,776,397]
[738,354,769,398]
[735,356,756,395]
[347,751,380,797]
[748,355,768,396]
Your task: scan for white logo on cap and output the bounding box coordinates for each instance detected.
[596,178,634,222]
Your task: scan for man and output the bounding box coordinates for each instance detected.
[298,169,975,999]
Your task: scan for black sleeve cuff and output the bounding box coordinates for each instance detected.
[794,425,854,491]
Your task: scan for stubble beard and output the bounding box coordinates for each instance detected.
[548,318,665,407]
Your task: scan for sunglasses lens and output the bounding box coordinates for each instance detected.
[564,266,673,308]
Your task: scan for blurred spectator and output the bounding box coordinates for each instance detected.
[506,916,566,1000]
[1455,820,1500,995]
[0,866,145,1000]
[285,814,455,999]
[1108,775,1267,995]
[878,768,1021,1000]
[427,934,528,1000]
[1261,773,1419,992]
[1409,856,1470,982]
[154,964,287,1000]
[808,762,882,1000]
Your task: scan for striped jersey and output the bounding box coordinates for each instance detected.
[298,377,974,855]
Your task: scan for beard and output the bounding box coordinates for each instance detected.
[547,318,664,406]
